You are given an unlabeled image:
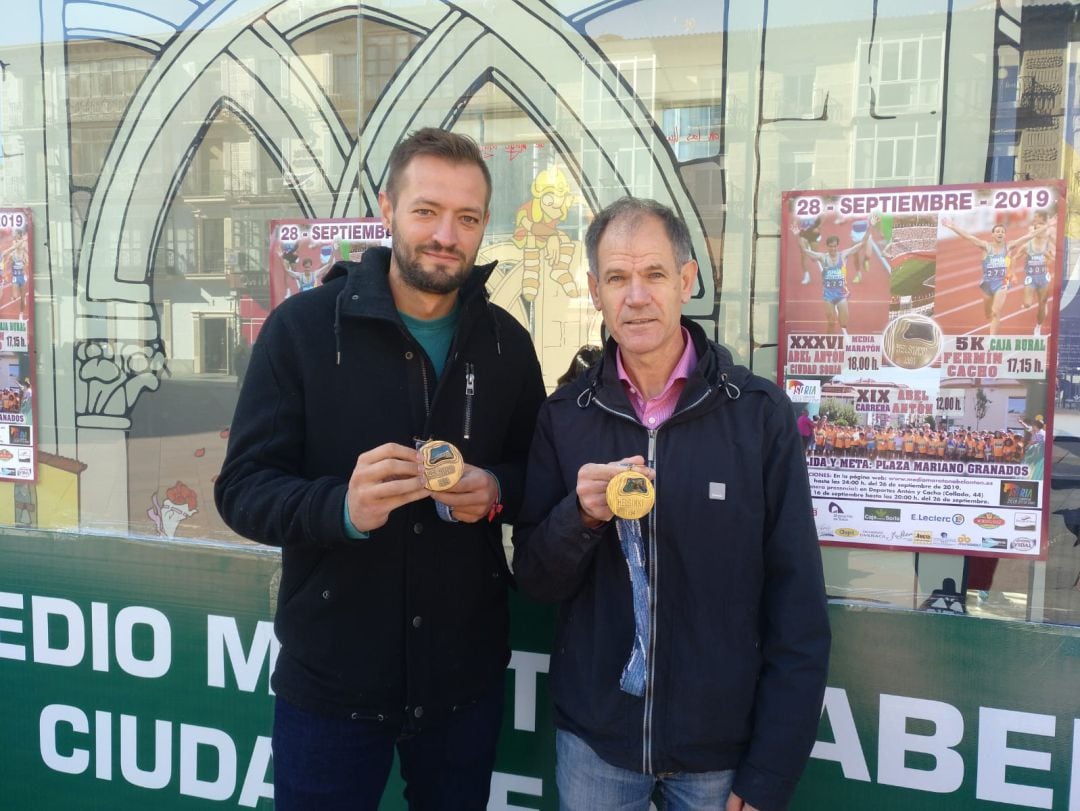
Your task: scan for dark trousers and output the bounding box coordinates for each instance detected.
[271,684,504,810]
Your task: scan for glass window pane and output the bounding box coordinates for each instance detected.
[0,0,1073,630]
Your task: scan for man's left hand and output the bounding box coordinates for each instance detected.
[726,792,759,811]
[429,465,498,523]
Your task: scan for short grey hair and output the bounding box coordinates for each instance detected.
[584,196,693,275]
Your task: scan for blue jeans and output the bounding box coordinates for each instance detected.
[272,685,504,811]
[556,729,735,811]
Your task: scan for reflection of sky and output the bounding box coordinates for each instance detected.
[580,0,975,36]
[0,13,41,47]
[0,0,998,47]
[581,0,725,36]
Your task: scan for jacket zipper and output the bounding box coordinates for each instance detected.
[593,387,713,774]
[410,304,473,432]
[643,428,657,774]
[398,324,434,423]
[463,363,475,440]
[419,353,432,419]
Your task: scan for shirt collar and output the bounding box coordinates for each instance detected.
[616,326,697,400]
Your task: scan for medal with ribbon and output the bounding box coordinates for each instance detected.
[605,468,655,519]
[606,466,655,696]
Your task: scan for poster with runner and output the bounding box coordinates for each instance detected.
[268,218,391,307]
[779,182,1064,559]
[0,209,35,483]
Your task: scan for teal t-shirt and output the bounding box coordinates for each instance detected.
[398,303,459,381]
[343,302,461,538]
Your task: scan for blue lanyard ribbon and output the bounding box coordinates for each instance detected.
[616,517,649,697]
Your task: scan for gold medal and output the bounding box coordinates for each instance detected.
[881,313,942,370]
[418,439,465,491]
[605,469,655,520]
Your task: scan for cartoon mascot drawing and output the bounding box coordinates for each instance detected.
[512,167,578,301]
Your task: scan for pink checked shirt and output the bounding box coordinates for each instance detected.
[616,327,698,429]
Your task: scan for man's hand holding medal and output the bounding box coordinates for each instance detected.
[345,439,499,532]
[419,439,500,523]
[575,455,656,529]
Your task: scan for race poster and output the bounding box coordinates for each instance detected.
[779,182,1064,559]
[268,218,391,307]
[0,209,35,483]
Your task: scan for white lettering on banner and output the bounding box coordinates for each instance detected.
[180,724,237,801]
[38,705,274,806]
[977,708,1054,809]
[95,710,111,780]
[0,593,173,676]
[121,714,171,788]
[32,596,85,667]
[21,596,1080,811]
[811,687,871,781]
[206,615,278,694]
[114,606,171,678]
[40,704,89,774]
[91,602,109,672]
[813,689,1079,805]
[0,590,25,660]
[239,736,274,808]
[508,650,549,732]
[489,772,543,810]
[878,694,964,793]
[1071,720,1080,811]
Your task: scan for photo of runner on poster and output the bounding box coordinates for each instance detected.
[779,182,1063,560]
[0,209,35,483]
[268,218,391,307]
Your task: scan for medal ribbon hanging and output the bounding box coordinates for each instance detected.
[617,516,650,697]
[605,467,656,697]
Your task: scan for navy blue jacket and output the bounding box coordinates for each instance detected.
[513,320,830,811]
[215,247,545,725]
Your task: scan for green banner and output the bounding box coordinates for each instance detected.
[0,530,1077,809]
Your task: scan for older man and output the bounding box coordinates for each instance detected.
[514,197,830,811]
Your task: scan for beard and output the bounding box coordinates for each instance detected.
[393,236,473,295]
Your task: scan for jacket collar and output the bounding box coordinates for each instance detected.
[326,246,500,367]
[328,246,497,321]
[578,317,747,415]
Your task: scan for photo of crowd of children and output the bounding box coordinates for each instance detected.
[798,408,1044,477]
[795,374,1047,477]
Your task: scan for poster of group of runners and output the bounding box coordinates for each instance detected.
[267,217,391,307]
[779,181,1065,559]
[0,209,35,483]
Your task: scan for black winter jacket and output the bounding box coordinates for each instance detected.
[215,247,545,726]
[513,320,830,811]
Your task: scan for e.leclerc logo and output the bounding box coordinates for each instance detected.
[909,512,965,525]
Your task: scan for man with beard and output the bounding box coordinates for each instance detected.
[215,128,545,810]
